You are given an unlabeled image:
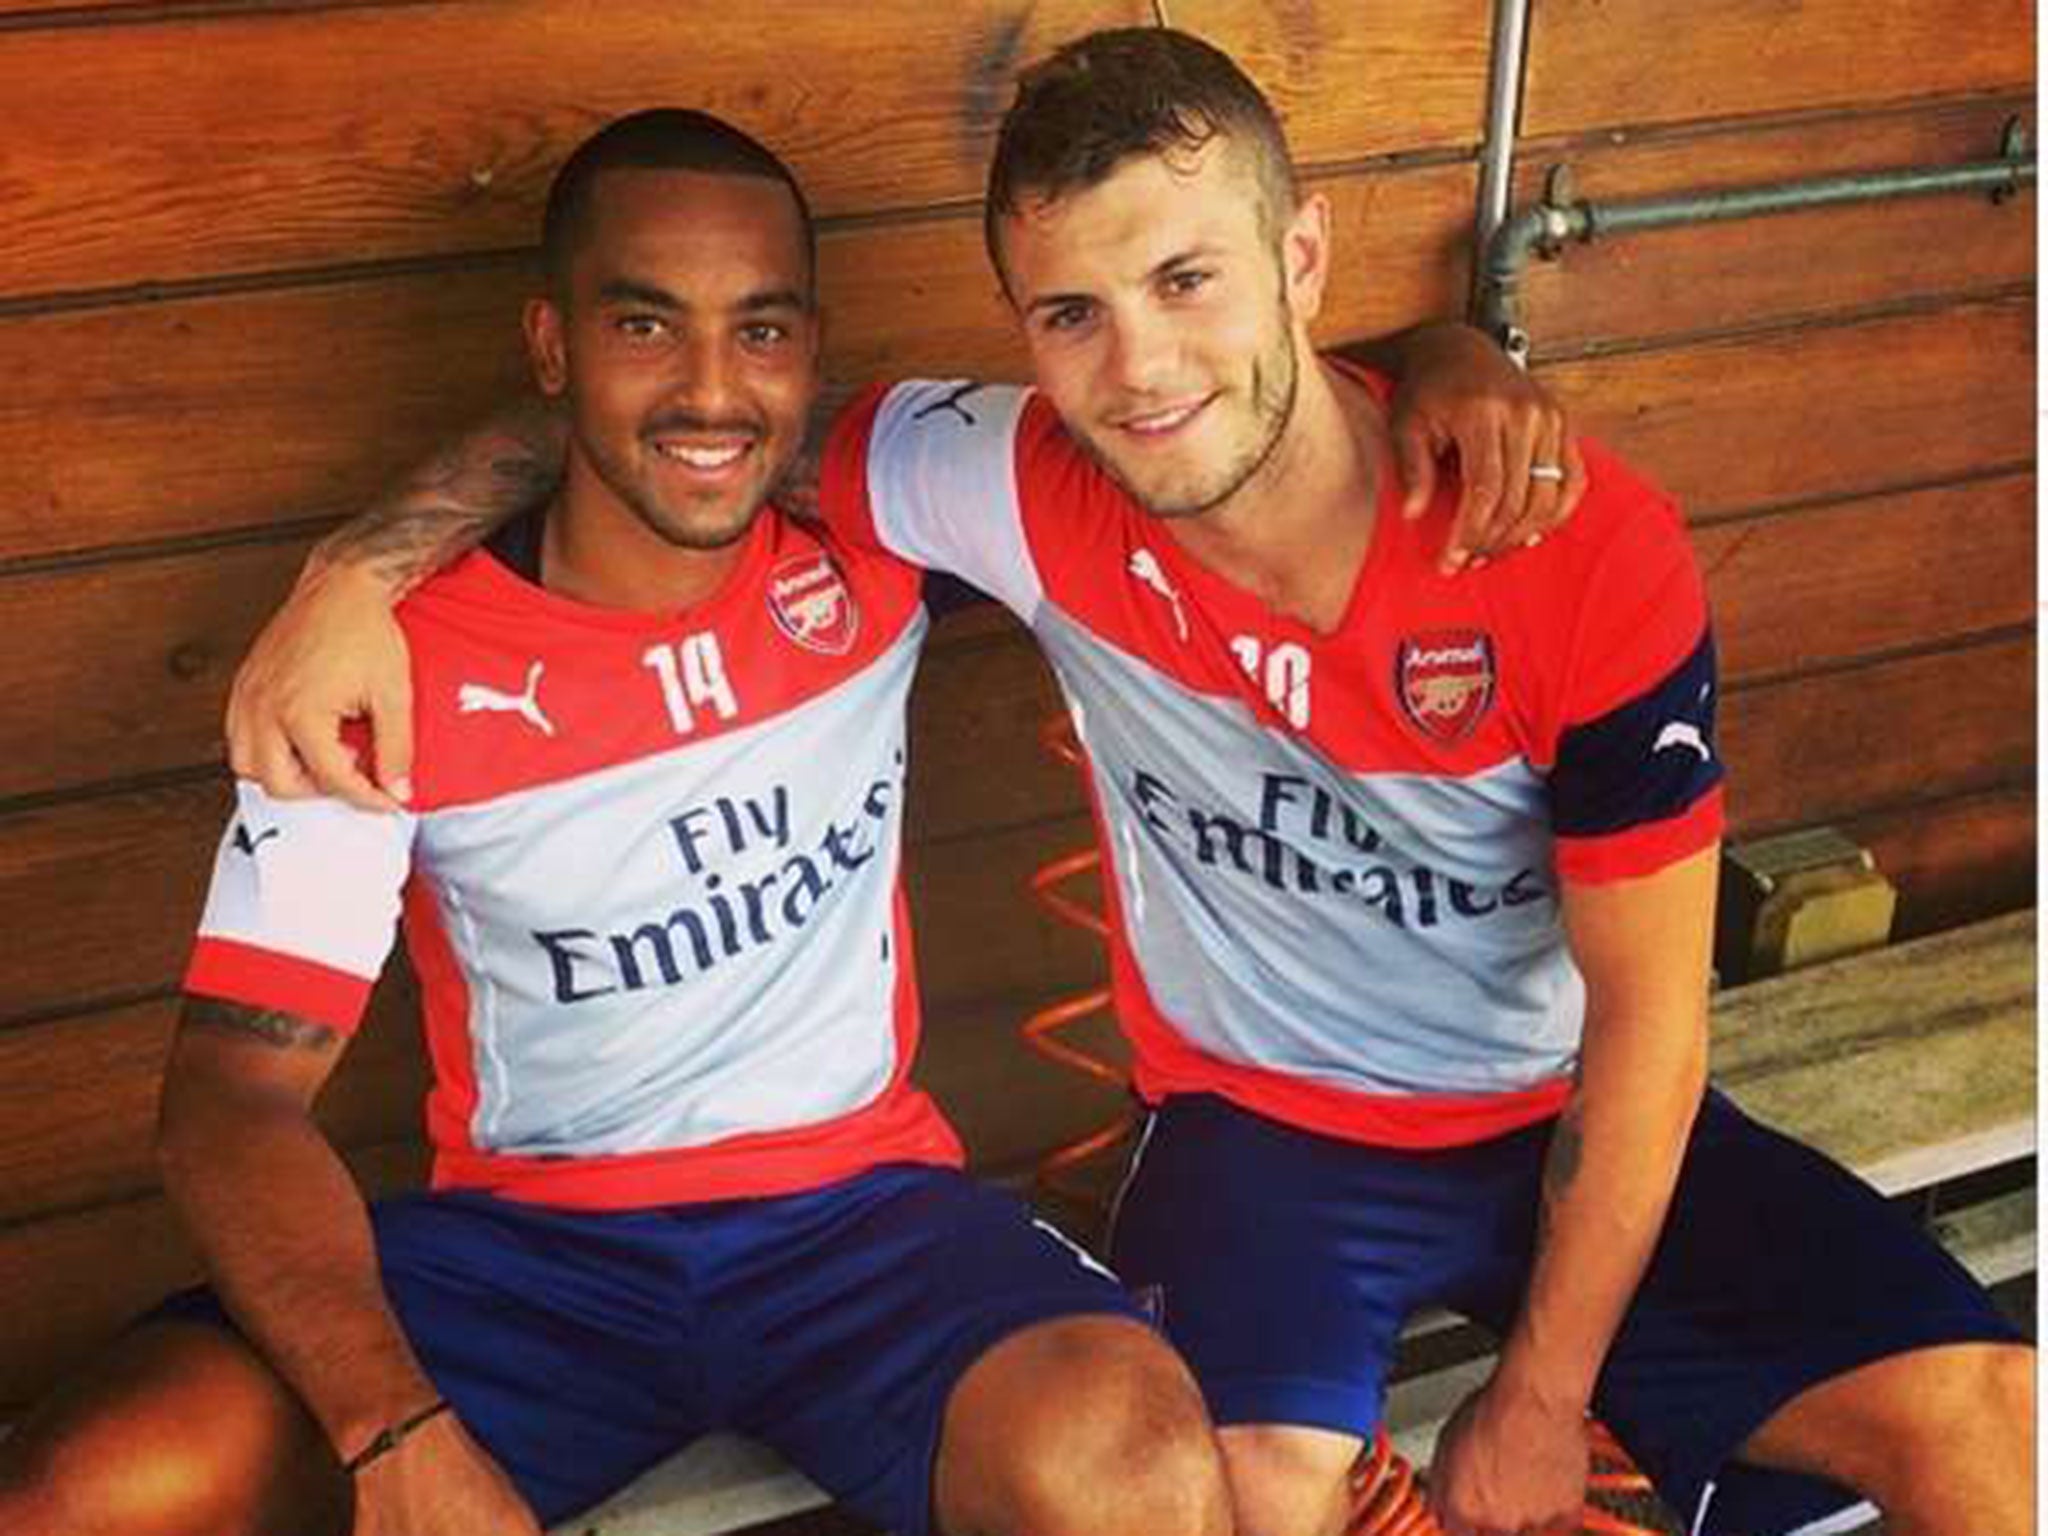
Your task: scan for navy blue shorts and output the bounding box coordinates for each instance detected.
[1108,1091,2020,1536]
[156,1163,1143,1533]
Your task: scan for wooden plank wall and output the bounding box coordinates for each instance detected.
[1513,1,2036,934]
[0,0,2032,1408]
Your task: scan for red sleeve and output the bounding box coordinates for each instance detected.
[813,385,890,554]
[184,937,376,1033]
[1529,442,1726,882]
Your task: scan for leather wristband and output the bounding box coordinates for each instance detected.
[342,1398,453,1475]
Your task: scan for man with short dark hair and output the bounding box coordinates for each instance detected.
[0,109,1235,1536]
[210,28,2033,1536]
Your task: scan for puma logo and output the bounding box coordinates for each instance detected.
[230,822,281,857]
[910,381,985,428]
[1654,720,1711,761]
[1128,548,1190,643]
[458,661,555,737]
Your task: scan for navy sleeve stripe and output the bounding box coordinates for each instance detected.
[1550,628,1723,839]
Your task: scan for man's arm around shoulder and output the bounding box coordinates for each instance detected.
[227,397,566,813]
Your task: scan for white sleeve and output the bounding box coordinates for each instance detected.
[186,780,416,1027]
[863,380,1047,621]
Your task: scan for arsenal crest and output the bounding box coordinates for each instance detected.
[1395,630,1496,743]
[768,552,859,656]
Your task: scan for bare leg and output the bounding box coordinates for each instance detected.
[1215,1424,1365,1536]
[933,1314,1234,1536]
[1738,1341,2035,1536]
[0,1321,348,1536]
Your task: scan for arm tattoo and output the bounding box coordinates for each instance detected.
[311,398,567,595]
[183,996,340,1054]
[1535,1087,1586,1244]
[1542,1102,1584,1200]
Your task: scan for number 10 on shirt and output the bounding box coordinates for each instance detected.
[1228,636,1312,731]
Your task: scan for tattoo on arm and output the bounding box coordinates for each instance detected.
[1543,1104,1584,1200]
[184,996,340,1054]
[1536,1081,1586,1240]
[311,398,567,595]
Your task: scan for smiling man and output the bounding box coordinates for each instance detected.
[844,32,2029,1536]
[0,113,1237,1536]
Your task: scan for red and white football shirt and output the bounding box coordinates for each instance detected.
[822,369,1723,1149]
[186,509,962,1208]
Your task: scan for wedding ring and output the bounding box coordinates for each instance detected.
[1528,463,1566,483]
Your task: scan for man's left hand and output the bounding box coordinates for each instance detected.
[1387,327,1587,574]
[1429,1375,1589,1536]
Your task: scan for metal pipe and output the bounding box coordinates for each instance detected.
[1474,0,1534,261]
[1479,139,2036,364]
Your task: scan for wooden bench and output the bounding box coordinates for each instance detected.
[550,910,2036,1536]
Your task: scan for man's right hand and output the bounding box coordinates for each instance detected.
[227,564,415,812]
[351,1412,542,1536]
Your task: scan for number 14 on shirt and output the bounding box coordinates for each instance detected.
[642,633,741,736]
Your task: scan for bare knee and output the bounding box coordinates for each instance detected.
[1880,1344,2035,1485]
[937,1315,1229,1536]
[1218,1424,1363,1536]
[1746,1341,2036,1534]
[0,1322,344,1536]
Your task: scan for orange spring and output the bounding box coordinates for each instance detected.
[1348,1427,1440,1536]
[1348,1419,1663,1536]
[1581,1418,1662,1535]
[1022,714,1139,1201]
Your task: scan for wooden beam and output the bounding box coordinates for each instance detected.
[1709,912,2036,1193]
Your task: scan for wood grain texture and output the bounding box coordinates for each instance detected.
[0,780,228,1027]
[0,541,308,800]
[1846,786,2035,939]
[0,0,1486,302]
[0,163,1470,564]
[0,0,1147,294]
[1694,474,2035,682]
[1513,98,2037,353]
[1544,298,2035,518]
[0,1140,426,1408]
[1524,0,2035,140]
[0,0,353,15]
[1720,633,2034,836]
[0,975,426,1227]
[1711,911,2035,1193]
[0,270,534,563]
[1171,0,1491,158]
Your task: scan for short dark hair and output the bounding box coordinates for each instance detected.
[541,108,816,300]
[983,28,1298,284]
